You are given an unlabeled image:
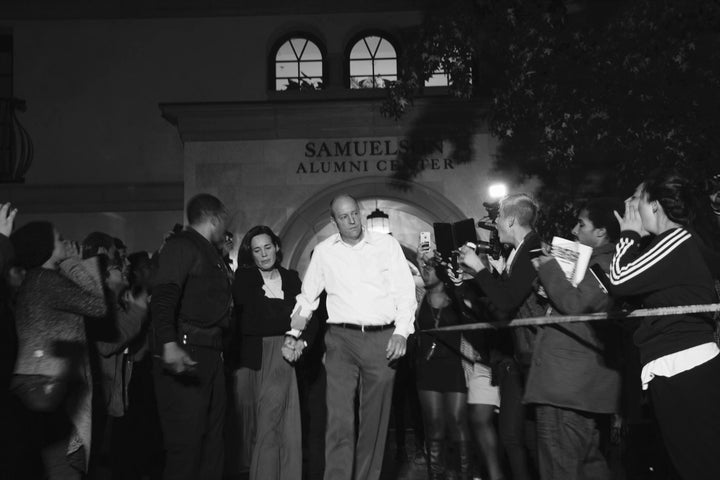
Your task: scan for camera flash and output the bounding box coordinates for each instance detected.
[488,183,508,199]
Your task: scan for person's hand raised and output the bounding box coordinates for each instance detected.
[124,288,150,310]
[0,203,18,237]
[63,240,81,260]
[614,201,644,235]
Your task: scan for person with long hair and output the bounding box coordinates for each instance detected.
[415,249,472,480]
[610,170,720,480]
[232,225,316,480]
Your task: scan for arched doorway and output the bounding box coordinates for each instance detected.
[280,176,466,274]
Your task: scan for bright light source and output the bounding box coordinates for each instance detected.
[488,183,508,199]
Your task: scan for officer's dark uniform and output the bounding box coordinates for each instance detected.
[151,228,232,480]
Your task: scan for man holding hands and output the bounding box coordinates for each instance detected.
[289,194,417,480]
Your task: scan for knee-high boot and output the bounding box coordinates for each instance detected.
[426,439,446,480]
[456,441,472,480]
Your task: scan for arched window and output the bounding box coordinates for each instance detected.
[274,36,324,91]
[348,34,397,89]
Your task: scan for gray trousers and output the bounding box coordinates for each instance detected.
[323,326,396,480]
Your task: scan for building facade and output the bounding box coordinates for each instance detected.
[1,1,531,269]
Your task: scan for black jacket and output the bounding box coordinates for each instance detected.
[467,230,547,366]
[151,228,233,345]
[609,228,717,365]
[232,266,318,370]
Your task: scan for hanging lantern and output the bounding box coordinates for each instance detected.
[366,206,390,234]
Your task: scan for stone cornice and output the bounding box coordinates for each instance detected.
[160,96,488,143]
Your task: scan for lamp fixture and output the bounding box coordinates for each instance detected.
[366,201,390,234]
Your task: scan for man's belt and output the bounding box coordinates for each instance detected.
[330,322,395,332]
[179,324,223,350]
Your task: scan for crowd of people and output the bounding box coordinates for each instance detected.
[1,168,719,480]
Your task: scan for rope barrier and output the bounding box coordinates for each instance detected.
[423,303,720,333]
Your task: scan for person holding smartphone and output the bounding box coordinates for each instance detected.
[415,242,472,480]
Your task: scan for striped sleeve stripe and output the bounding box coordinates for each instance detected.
[613,228,689,279]
[611,228,687,279]
[610,229,690,285]
[612,237,634,277]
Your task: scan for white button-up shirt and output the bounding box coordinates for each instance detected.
[295,229,417,338]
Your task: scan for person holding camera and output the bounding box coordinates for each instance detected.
[151,193,233,480]
[454,193,545,480]
[527,198,623,480]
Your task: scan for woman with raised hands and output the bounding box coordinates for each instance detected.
[610,170,720,480]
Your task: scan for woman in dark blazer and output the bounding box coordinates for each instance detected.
[231,225,316,480]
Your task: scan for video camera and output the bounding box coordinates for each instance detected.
[433,201,503,266]
[476,201,502,260]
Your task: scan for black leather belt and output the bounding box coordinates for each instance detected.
[330,323,395,332]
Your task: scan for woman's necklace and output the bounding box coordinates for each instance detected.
[424,293,449,361]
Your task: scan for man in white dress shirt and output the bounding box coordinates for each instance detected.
[290,194,417,480]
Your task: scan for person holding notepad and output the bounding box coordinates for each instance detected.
[527,197,623,480]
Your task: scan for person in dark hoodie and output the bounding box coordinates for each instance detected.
[610,170,720,480]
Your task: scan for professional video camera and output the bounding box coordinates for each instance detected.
[433,201,504,265]
[475,201,502,260]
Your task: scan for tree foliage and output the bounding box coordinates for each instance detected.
[386,0,720,238]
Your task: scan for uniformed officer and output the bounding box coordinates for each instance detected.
[152,193,233,480]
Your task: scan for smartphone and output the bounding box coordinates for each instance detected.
[419,231,431,249]
[589,263,611,294]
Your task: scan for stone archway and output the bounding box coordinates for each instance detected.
[280,176,466,271]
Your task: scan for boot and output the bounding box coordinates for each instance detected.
[426,439,446,480]
[456,441,472,480]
